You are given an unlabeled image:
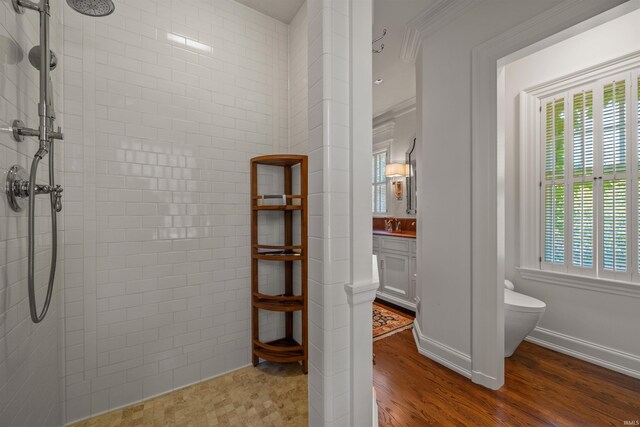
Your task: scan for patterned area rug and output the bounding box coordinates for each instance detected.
[373,303,414,341]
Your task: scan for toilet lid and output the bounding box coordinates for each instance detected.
[504,289,546,313]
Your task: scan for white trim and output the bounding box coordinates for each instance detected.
[347,281,379,305]
[372,387,379,427]
[372,140,391,154]
[404,0,477,63]
[526,51,640,97]
[400,26,421,64]
[397,0,479,79]
[375,291,416,311]
[472,0,640,391]
[518,267,640,298]
[350,0,375,424]
[526,327,640,379]
[519,91,541,269]
[373,97,416,128]
[412,320,472,378]
[64,364,252,426]
[372,121,396,140]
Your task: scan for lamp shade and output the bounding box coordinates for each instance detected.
[385,163,409,178]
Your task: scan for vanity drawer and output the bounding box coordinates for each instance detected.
[381,237,410,253]
[410,240,416,254]
[373,236,380,249]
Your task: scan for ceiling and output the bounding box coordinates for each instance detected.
[234,0,431,117]
[373,0,433,117]
[234,0,305,24]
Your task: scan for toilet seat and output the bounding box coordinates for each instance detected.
[505,289,546,313]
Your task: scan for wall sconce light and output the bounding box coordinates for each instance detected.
[385,163,409,200]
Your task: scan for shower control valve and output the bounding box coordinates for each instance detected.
[6,164,29,212]
[53,185,63,212]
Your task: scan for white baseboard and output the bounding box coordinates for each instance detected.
[527,327,640,379]
[372,386,378,427]
[412,320,471,378]
[376,291,416,311]
[471,370,501,390]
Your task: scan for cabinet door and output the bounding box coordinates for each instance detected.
[380,252,410,300]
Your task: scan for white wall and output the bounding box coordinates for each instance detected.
[61,0,295,422]
[415,0,626,375]
[505,9,640,365]
[0,1,64,426]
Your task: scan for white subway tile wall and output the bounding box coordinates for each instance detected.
[306,0,351,425]
[61,0,307,422]
[290,3,308,156]
[0,1,65,426]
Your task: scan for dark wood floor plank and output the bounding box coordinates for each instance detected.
[373,329,640,426]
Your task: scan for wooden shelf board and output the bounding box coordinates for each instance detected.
[251,154,306,167]
[253,205,303,211]
[253,292,303,301]
[253,338,305,363]
[254,300,304,312]
[252,195,305,200]
[253,254,303,261]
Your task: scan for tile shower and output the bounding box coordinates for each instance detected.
[0,0,308,424]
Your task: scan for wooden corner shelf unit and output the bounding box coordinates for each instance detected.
[250,154,308,373]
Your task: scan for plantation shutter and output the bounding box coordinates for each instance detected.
[539,67,640,282]
[572,91,594,269]
[543,97,566,265]
[601,79,628,273]
[372,151,387,213]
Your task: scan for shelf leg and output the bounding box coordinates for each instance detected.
[284,165,294,341]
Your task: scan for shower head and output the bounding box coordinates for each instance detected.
[28,46,58,71]
[66,0,115,17]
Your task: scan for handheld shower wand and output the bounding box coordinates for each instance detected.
[6,0,115,323]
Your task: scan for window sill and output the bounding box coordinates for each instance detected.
[517,268,640,299]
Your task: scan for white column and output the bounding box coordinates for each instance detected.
[307,0,375,425]
[347,0,375,425]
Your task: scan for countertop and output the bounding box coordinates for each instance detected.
[373,230,416,239]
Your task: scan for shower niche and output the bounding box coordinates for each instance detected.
[250,154,308,373]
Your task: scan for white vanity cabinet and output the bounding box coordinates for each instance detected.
[373,235,416,311]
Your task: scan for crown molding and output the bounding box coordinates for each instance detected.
[372,121,395,145]
[372,120,395,136]
[400,26,422,64]
[401,0,479,64]
[373,97,416,128]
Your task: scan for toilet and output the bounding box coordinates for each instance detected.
[504,279,546,357]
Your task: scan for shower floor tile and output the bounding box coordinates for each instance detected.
[70,362,307,427]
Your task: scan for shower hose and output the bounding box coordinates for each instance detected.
[27,140,60,323]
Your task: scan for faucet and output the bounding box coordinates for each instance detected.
[385,218,393,232]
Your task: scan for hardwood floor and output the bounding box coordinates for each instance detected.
[373,329,640,426]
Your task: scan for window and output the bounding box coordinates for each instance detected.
[540,68,640,282]
[372,150,387,213]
